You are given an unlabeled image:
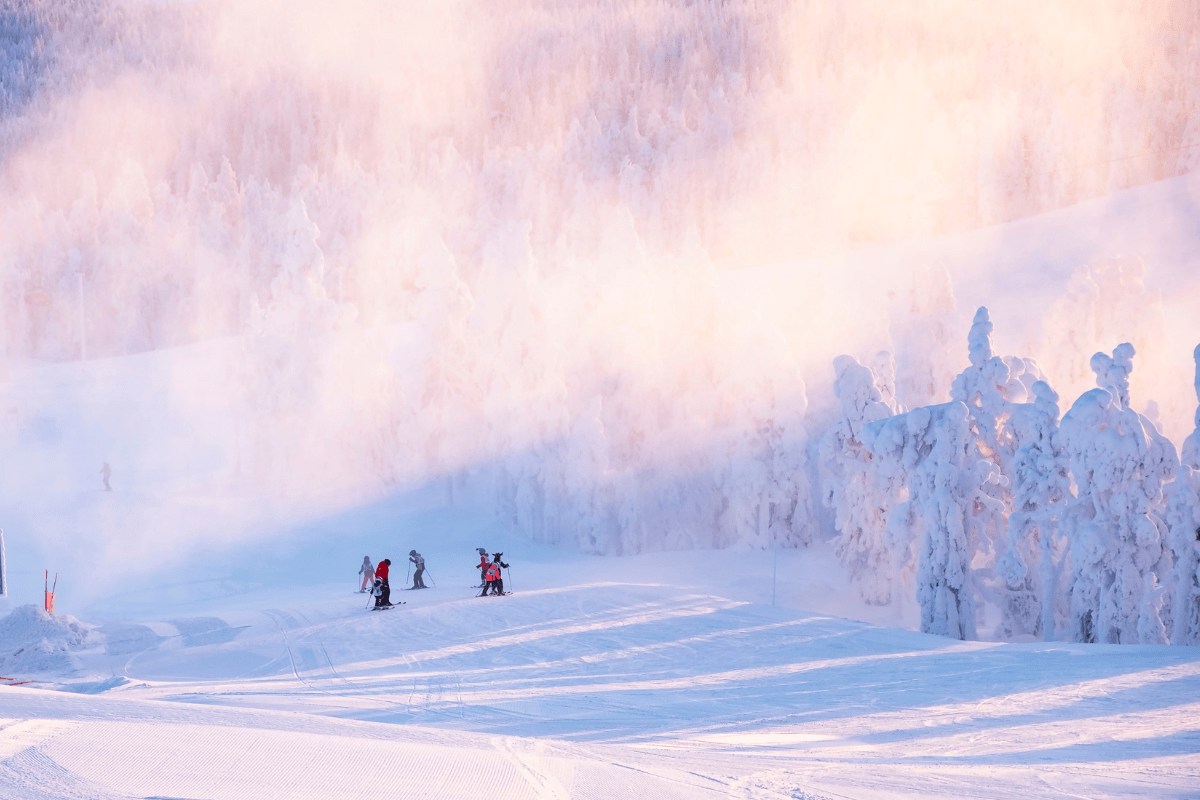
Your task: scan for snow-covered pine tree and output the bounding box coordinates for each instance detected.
[948,307,1014,537]
[948,307,1055,637]
[819,355,898,603]
[997,381,1072,640]
[1165,344,1200,644]
[1059,343,1179,644]
[866,401,989,639]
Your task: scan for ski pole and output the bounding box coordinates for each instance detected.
[424,568,436,587]
[406,562,411,586]
[505,566,512,593]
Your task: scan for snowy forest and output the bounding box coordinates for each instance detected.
[2,0,1200,644]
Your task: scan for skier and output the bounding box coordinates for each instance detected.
[358,556,375,593]
[479,560,501,597]
[490,552,510,595]
[475,548,490,587]
[374,558,393,607]
[408,550,426,589]
[101,462,112,491]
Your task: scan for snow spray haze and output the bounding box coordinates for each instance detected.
[1,0,1200,599]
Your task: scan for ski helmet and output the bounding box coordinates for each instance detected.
[409,550,417,556]
[476,547,487,555]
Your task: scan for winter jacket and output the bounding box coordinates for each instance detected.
[376,561,390,583]
[493,558,509,569]
[478,556,490,572]
[410,554,424,569]
[485,563,501,582]
[359,558,374,577]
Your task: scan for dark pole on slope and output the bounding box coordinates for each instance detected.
[423,568,436,587]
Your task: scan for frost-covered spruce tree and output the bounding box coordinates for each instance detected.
[1165,344,1200,644]
[867,401,989,639]
[1059,344,1179,644]
[950,309,1048,489]
[948,307,1013,554]
[949,307,1056,635]
[996,381,1072,640]
[819,355,898,604]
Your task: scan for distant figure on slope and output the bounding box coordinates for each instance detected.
[358,556,375,593]
[101,462,112,492]
[475,548,490,587]
[374,558,393,607]
[490,552,510,595]
[409,550,426,589]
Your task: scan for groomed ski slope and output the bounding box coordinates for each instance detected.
[2,494,1199,800]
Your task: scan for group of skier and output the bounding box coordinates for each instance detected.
[356,548,510,608]
[358,550,429,609]
[475,548,509,596]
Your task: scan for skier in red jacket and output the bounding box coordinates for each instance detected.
[479,561,500,597]
[489,552,509,595]
[374,559,393,607]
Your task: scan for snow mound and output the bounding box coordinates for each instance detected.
[0,605,104,678]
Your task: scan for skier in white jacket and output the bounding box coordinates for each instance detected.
[358,556,375,593]
[409,550,427,589]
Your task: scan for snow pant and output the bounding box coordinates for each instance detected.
[479,581,493,597]
[413,568,426,589]
[375,582,391,606]
[360,573,372,592]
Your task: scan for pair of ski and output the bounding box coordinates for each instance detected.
[369,602,405,611]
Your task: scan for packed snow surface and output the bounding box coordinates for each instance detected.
[3,1,1200,794]
[1,496,1199,799]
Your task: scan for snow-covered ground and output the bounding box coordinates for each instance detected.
[1,490,1198,799]
[5,2,1200,796]
[2,171,1200,798]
